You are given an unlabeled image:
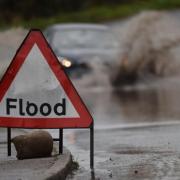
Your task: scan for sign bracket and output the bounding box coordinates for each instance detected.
[7,128,64,155]
[6,125,94,170]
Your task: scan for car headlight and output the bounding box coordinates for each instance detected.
[61,58,72,68]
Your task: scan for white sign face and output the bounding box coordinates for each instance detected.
[0,44,79,118]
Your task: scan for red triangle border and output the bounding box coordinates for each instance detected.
[0,29,93,128]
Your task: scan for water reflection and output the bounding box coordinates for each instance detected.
[91,170,96,180]
[78,80,180,129]
[112,84,180,124]
[113,89,163,122]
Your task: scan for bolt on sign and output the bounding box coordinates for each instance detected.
[0,30,93,128]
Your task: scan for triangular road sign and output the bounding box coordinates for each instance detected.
[0,29,93,128]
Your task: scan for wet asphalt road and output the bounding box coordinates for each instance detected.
[66,123,180,180]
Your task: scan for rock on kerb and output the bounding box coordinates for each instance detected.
[12,130,53,160]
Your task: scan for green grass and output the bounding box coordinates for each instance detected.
[1,0,180,30]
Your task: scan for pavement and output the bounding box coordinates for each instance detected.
[0,128,72,180]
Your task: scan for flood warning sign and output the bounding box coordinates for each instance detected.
[0,30,93,128]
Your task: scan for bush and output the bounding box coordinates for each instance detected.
[0,0,141,21]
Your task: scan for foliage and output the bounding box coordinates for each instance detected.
[0,0,180,29]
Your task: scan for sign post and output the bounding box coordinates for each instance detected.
[0,29,94,169]
[59,128,63,154]
[90,123,94,169]
[7,128,11,156]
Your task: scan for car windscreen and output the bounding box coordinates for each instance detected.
[51,28,119,50]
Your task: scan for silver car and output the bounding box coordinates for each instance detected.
[44,23,120,77]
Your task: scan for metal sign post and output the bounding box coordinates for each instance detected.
[90,123,94,170]
[59,128,63,154]
[7,128,11,156]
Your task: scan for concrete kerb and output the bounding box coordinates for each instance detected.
[0,145,73,180]
[40,148,73,180]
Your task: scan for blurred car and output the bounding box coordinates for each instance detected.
[44,23,120,77]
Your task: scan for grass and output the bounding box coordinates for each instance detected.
[66,158,79,179]
[1,0,180,30]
